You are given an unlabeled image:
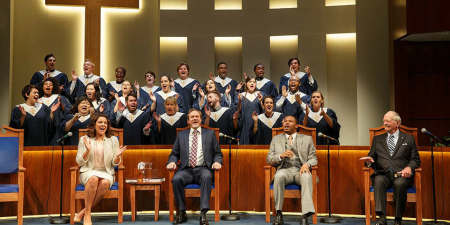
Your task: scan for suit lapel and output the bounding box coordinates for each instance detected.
[380,133,389,156]
[392,132,405,157]
[201,128,207,157]
[295,133,305,163]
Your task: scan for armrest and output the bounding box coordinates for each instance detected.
[70,166,80,171]
[264,165,272,170]
[117,164,125,170]
[414,168,422,173]
[18,167,26,172]
[311,166,318,171]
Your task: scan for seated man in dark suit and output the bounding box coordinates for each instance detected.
[167,109,223,225]
[362,111,420,225]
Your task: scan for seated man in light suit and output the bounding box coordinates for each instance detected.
[361,111,420,225]
[267,115,317,225]
[167,108,223,225]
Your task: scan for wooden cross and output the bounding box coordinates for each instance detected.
[45,0,139,74]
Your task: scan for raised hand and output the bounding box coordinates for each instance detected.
[320,107,325,116]
[89,106,95,115]
[18,106,26,116]
[152,111,161,122]
[289,65,296,76]
[149,91,156,103]
[144,120,152,131]
[117,145,127,157]
[134,80,140,91]
[225,84,231,96]
[74,113,82,120]
[304,65,311,75]
[204,105,211,117]
[281,85,288,97]
[169,78,175,89]
[257,92,263,102]
[117,101,126,112]
[83,137,92,152]
[114,93,120,101]
[99,104,105,113]
[208,72,215,81]
[193,83,199,91]
[251,111,258,122]
[236,81,244,92]
[305,105,310,116]
[242,72,248,81]
[198,87,205,97]
[51,97,61,112]
[295,94,302,105]
[94,78,100,85]
[71,70,78,81]
[44,71,50,80]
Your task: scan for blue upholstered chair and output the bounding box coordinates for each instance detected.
[168,125,221,222]
[363,125,422,225]
[265,125,318,224]
[69,128,124,224]
[0,126,25,225]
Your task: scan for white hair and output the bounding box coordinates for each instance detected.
[386,110,401,124]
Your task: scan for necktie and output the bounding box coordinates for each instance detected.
[288,135,293,146]
[189,129,199,167]
[388,134,395,156]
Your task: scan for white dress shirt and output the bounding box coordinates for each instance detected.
[189,128,204,166]
[386,129,399,147]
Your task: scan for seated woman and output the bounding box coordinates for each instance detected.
[62,96,94,145]
[149,75,185,115]
[299,91,340,145]
[85,82,113,121]
[74,113,126,225]
[250,95,284,145]
[10,84,60,146]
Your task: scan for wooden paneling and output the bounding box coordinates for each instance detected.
[406,0,450,34]
[1,145,449,220]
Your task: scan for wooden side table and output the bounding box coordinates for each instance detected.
[129,181,163,221]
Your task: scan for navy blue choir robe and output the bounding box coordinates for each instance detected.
[174,78,200,112]
[154,90,186,115]
[237,92,263,145]
[30,70,69,96]
[106,81,123,100]
[39,94,73,145]
[156,112,187,145]
[204,107,236,145]
[115,108,151,145]
[278,72,318,96]
[275,91,310,119]
[139,86,160,107]
[256,78,278,98]
[68,74,107,103]
[91,97,114,121]
[192,92,232,111]
[249,112,284,145]
[298,108,340,145]
[10,103,54,146]
[214,76,239,101]
[111,94,147,112]
[62,114,91,146]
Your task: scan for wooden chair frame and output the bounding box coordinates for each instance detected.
[0,126,25,225]
[265,125,318,224]
[363,125,422,225]
[69,128,124,224]
[168,125,221,222]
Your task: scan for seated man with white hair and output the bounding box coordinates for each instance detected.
[361,111,421,225]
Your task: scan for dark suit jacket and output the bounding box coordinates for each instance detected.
[168,127,223,169]
[368,131,420,176]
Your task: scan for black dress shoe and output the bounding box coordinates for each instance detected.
[300,217,309,225]
[272,212,284,225]
[394,220,402,225]
[175,211,187,224]
[375,218,387,225]
[199,213,209,225]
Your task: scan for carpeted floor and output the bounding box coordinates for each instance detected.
[0,213,422,225]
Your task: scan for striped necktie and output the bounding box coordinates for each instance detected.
[388,134,396,156]
[189,129,199,167]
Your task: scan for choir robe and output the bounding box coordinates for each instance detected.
[115,108,151,145]
[39,94,73,145]
[91,97,114,121]
[156,112,187,145]
[237,92,264,145]
[154,90,186,115]
[30,70,69,96]
[204,107,236,145]
[193,92,232,111]
[61,114,91,146]
[68,74,108,103]
[256,77,278,98]
[214,76,239,101]
[139,86,160,107]
[279,72,318,96]
[10,103,54,146]
[249,112,284,145]
[111,95,147,112]
[275,91,310,119]
[174,78,200,112]
[298,108,340,145]
[106,81,123,100]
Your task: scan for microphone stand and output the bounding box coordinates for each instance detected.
[50,139,70,224]
[320,138,341,223]
[221,137,240,221]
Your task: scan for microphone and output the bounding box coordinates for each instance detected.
[318,132,338,143]
[219,132,237,141]
[421,128,447,144]
[56,132,73,143]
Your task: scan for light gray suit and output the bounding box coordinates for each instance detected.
[267,133,317,214]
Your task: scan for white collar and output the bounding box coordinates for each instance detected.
[190,127,202,135]
[39,70,61,77]
[286,91,306,104]
[79,74,99,86]
[214,76,232,87]
[284,71,306,80]
[123,109,144,123]
[388,129,399,139]
[156,90,177,100]
[92,98,106,109]
[39,94,59,107]
[241,91,259,102]
[78,114,91,123]
[175,78,195,88]
[110,81,122,92]
[256,78,270,90]
[119,96,126,106]
[258,112,282,128]
[285,132,297,140]
[142,86,159,94]
[210,107,229,122]
[19,103,43,117]
[308,107,327,123]
[160,112,184,126]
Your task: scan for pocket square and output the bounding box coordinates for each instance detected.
[402,142,408,146]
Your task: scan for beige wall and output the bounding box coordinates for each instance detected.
[0,0,11,126]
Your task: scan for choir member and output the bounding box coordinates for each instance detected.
[150,75,185,115]
[85,82,113,121]
[30,53,69,96]
[139,71,160,107]
[152,96,187,145]
[112,80,146,113]
[10,84,60,146]
[254,63,278,98]
[203,91,237,144]
[250,96,284,145]
[115,92,152,145]
[299,91,340,145]
[276,76,310,119]
[174,63,200,111]
[106,66,126,101]
[279,57,318,95]
[194,79,233,109]
[213,62,239,101]
[74,114,126,225]
[233,76,264,145]
[68,59,107,103]
[62,96,94,145]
